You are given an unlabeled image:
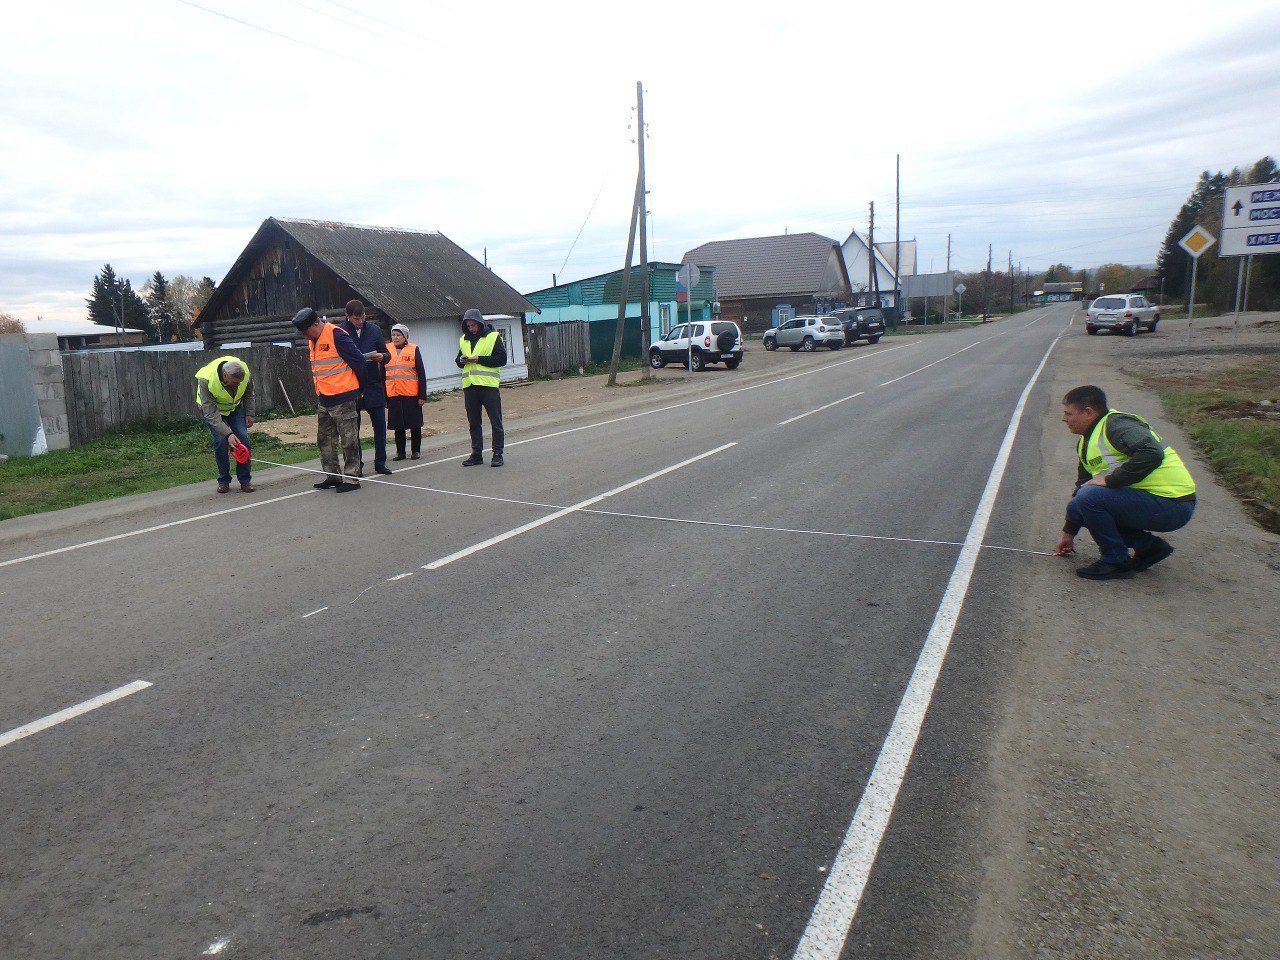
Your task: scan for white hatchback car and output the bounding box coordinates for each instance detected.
[1085,294,1160,336]
[763,315,844,352]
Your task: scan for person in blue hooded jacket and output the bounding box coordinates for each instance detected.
[455,308,507,467]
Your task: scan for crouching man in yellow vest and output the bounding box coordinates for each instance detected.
[195,356,254,493]
[1054,384,1196,580]
[455,308,507,467]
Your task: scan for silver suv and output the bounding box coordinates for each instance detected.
[649,320,744,370]
[763,315,844,352]
[1085,294,1160,336]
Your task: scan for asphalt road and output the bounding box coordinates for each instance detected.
[0,303,1075,959]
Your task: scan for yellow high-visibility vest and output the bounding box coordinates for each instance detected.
[194,356,250,415]
[1078,410,1196,498]
[459,331,500,388]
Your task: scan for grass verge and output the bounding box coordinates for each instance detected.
[0,416,318,522]
[1137,359,1280,533]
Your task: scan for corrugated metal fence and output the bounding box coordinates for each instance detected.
[524,321,592,377]
[62,344,313,445]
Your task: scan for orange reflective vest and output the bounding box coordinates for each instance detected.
[309,322,360,396]
[385,342,420,397]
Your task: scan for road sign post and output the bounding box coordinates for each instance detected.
[954,282,966,320]
[1222,184,1279,344]
[1178,226,1216,341]
[676,264,701,372]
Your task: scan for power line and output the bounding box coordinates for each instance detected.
[174,0,346,57]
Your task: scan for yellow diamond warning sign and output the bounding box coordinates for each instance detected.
[1178,225,1216,259]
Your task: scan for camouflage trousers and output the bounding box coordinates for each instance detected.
[316,399,361,480]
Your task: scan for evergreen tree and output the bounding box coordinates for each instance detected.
[86,264,154,338]
[145,271,176,342]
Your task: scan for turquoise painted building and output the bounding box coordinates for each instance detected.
[525,262,717,354]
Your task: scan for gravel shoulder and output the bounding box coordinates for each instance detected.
[970,311,1280,958]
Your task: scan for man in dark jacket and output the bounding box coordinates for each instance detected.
[454,307,507,467]
[341,299,393,475]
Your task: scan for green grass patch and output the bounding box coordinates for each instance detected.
[0,416,318,521]
[886,320,987,336]
[1141,359,1280,533]
[535,356,646,380]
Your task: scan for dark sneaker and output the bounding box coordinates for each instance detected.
[1076,559,1134,580]
[217,481,231,493]
[375,465,393,475]
[1129,538,1174,572]
[411,452,420,459]
[313,477,339,489]
[392,455,406,462]
[491,454,504,467]
[335,481,361,493]
[462,455,484,466]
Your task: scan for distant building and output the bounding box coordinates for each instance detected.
[681,233,853,333]
[197,217,539,391]
[21,318,147,351]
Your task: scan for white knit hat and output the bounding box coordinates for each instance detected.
[390,323,410,338]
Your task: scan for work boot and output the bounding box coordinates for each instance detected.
[217,481,231,493]
[461,454,484,466]
[240,482,255,493]
[1075,559,1133,580]
[375,465,393,475]
[335,481,361,493]
[491,454,504,467]
[313,477,340,489]
[392,454,407,462]
[411,451,420,459]
[1129,537,1174,572]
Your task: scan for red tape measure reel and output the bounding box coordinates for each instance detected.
[232,442,250,465]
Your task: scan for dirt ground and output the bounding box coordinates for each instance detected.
[254,366,692,445]
[970,310,1280,959]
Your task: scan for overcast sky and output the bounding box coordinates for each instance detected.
[4,0,1278,322]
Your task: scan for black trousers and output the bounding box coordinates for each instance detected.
[463,385,503,455]
[394,428,422,457]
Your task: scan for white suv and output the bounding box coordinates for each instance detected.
[763,315,844,351]
[1085,294,1160,336]
[649,320,744,371]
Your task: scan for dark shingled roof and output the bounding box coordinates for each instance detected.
[202,217,537,325]
[682,233,847,298]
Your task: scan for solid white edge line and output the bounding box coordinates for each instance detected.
[301,606,329,619]
[0,680,154,750]
[792,331,1064,960]
[0,490,315,569]
[423,442,737,570]
[778,391,866,427]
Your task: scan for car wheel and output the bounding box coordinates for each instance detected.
[801,336,815,352]
[828,341,841,350]
[763,338,776,351]
[1086,326,1098,335]
[689,350,706,371]
[648,349,666,369]
[1124,321,1136,337]
[1149,317,1159,332]
[725,358,741,369]
[868,336,881,344]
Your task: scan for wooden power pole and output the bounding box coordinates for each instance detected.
[636,81,653,380]
[606,173,642,386]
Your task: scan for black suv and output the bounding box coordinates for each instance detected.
[827,307,886,346]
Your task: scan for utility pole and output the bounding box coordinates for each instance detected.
[636,81,653,380]
[868,202,880,307]
[607,173,642,386]
[894,155,901,324]
[1008,250,1014,314]
[983,243,992,321]
[945,233,952,322]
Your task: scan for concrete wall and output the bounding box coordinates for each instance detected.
[0,332,70,457]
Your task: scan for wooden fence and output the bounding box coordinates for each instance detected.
[524,321,592,377]
[62,344,314,445]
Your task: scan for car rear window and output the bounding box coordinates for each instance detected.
[711,322,737,335]
[1093,297,1126,308]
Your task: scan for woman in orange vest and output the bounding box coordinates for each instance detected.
[385,323,427,460]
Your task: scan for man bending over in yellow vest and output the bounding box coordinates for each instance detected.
[195,356,254,493]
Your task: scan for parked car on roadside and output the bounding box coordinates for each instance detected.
[1085,294,1160,336]
[826,306,886,345]
[649,319,744,370]
[762,315,843,352]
